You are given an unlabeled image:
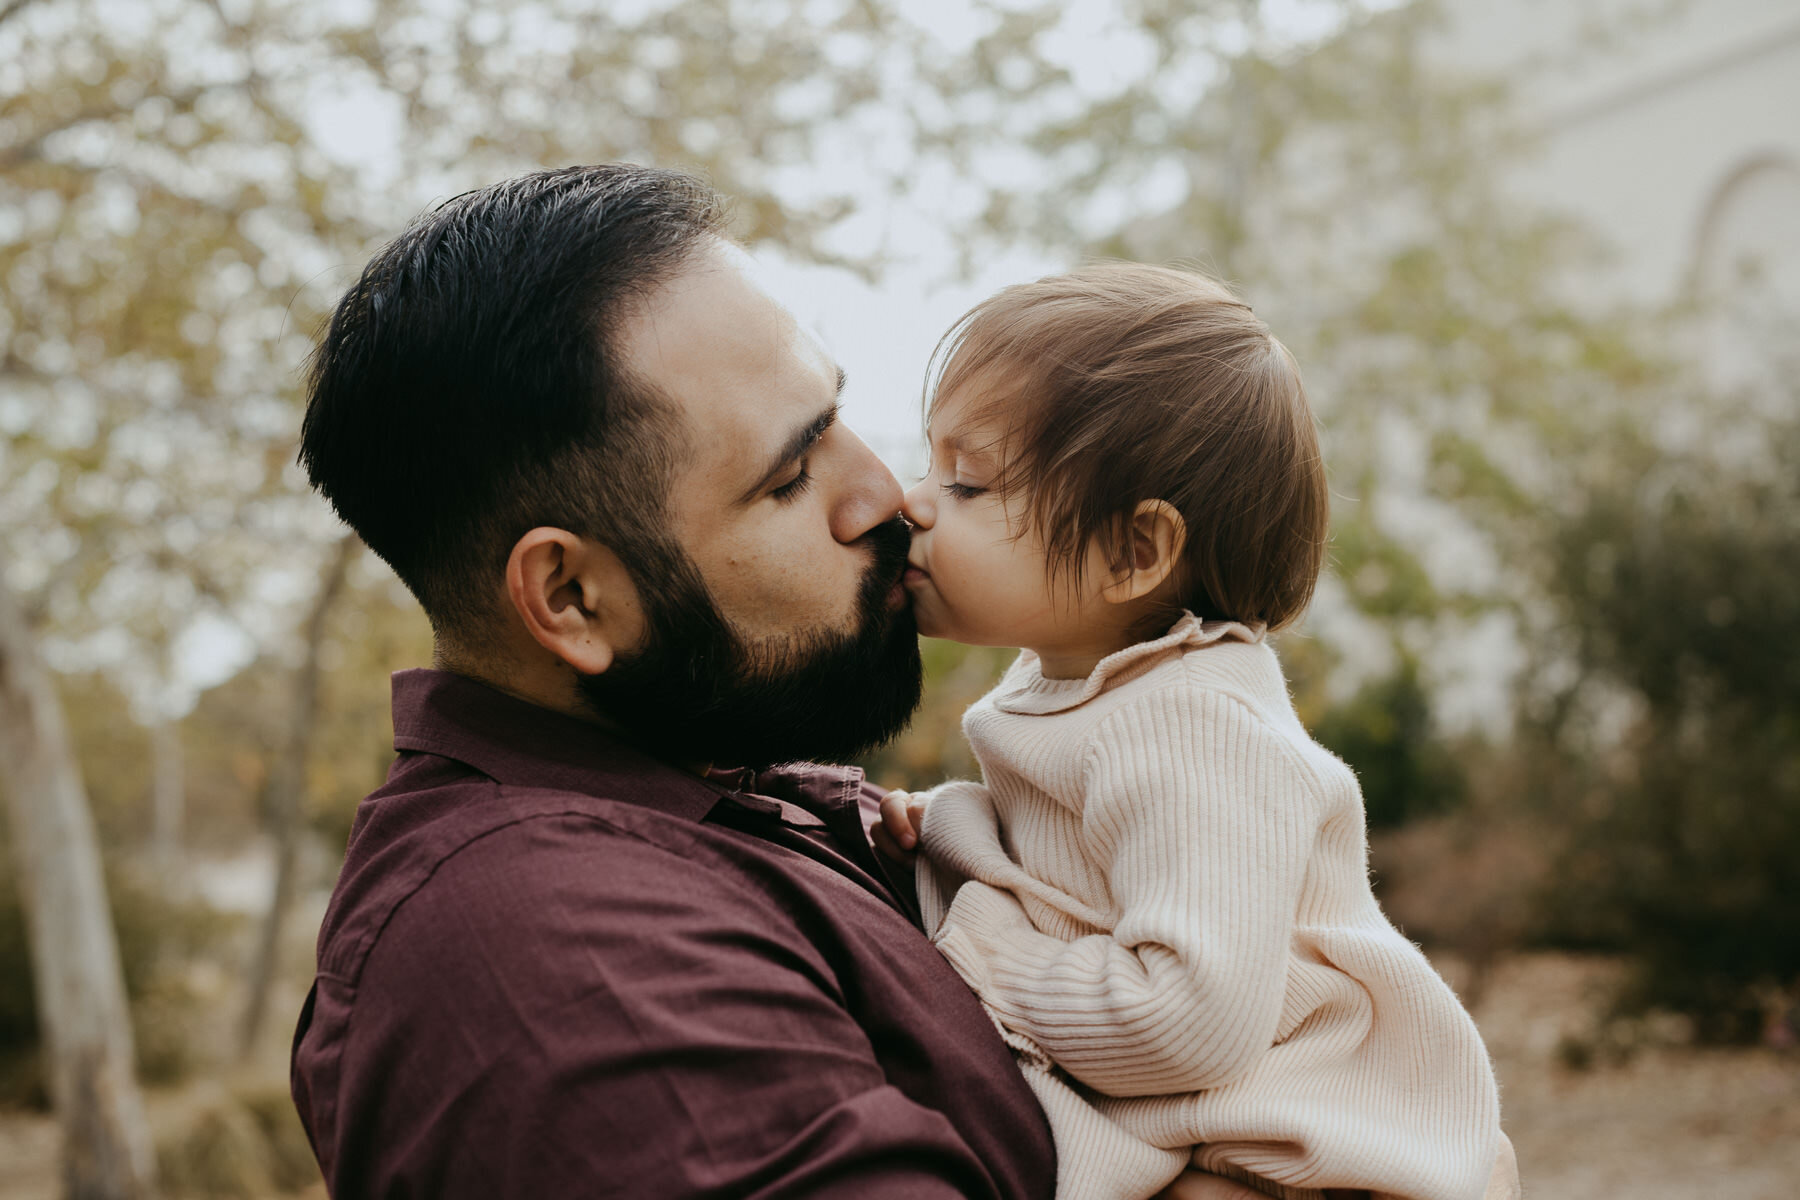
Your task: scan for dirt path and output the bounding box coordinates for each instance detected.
[1469,954,1800,1200]
[0,1116,54,1200]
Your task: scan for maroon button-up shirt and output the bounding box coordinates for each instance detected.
[291,669,1055,1199]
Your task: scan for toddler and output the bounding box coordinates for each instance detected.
[875,264,1510,1200]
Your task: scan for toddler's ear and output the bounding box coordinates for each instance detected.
[1101,499,1186,605]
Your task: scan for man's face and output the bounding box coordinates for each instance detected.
[578,240,922,768]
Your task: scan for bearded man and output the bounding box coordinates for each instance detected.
[289,163,1061,1198]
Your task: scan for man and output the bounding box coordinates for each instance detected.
[291,163,1058,1198]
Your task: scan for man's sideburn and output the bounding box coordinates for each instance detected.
[577,515,921,769]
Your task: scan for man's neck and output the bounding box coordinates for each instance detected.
[431,642,713,777]
[433,642,589,722]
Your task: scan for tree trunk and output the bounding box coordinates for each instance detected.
[150,717,182,875]
[238,533,357,1059]
[0,579,157,1200]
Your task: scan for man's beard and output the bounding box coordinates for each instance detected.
[576,516,922,770]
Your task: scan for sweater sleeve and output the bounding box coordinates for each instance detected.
[931,687,1324,1097]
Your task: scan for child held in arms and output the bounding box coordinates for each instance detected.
[875,264,1516,1200]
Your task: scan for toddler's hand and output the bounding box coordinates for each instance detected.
[870,789,928,863]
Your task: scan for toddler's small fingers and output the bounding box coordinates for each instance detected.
[870,820,914,864]
[879,791,918,849]
[907,796,927,827]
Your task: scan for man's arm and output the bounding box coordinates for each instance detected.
[323,811,1025,1199]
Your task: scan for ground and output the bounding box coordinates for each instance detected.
[1,952,1796,1198]
[1471,953,1800,1199]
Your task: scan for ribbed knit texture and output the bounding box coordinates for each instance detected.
[915,613,1502,1200]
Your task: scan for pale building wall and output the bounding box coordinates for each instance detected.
[1433,0,1800,323]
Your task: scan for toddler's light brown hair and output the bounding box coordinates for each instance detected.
[927,262,1328,632]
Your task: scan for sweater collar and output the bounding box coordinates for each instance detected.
[991,611,1264,715]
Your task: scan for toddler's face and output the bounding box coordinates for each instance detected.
[901,386,1118,667]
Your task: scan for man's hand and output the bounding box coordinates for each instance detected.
[870,788,928,863]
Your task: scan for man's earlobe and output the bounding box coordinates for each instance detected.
[505,528,645,675]
[1101,500,1187,605]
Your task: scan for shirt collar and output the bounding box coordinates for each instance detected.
[389,668,722,822]
[388,669,871,824]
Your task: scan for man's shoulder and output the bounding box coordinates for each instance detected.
[315,753,741,984]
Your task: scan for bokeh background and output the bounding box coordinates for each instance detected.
[1,0,1796,1196]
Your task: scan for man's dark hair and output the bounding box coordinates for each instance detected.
[299,164,728,649]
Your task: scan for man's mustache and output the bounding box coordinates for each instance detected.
[860,516,913,601]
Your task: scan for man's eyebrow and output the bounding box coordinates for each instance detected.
[738,374,844,504]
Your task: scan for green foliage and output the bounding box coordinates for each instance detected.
[1310,658,1465,830]
[1535,409,1800,1041]
[1325,521,1441,622]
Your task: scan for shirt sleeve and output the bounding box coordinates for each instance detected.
[334,811,1015,1200]
[931,688,1324,1097]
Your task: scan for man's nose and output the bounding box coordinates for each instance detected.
[900,476,934,530]
[829,424,904,545]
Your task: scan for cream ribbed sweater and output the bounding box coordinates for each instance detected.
[914,614,1502,1200]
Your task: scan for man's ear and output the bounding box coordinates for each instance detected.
[504,528,646,675]
[1100,499,1187,605]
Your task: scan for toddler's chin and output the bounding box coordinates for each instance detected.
[912,607,953,642]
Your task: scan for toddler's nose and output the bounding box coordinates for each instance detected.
[901,477,935,530]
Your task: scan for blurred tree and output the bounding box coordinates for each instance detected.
[1309,656,1464,830]
[0,578,155,1199]
[1533,397,1800,1041]
[238,532,355,1059]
